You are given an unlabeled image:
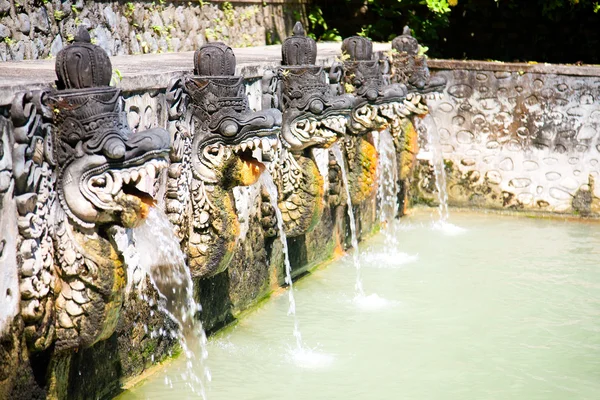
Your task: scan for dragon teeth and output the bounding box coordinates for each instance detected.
[130,169,139,183]
[110,171,123,196]
[252,147,263,163]
[146,163,156,179]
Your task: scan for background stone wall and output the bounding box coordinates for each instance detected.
[413,60,600,217]
[0,0,307,61]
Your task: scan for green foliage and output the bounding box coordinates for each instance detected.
[110,68,123,87]
[54,10,64,21]
[222,2,235,26]
[152,25,166,35]
[124,2,135,18]
[425,0,451,14]
[205,28,217,41]
[307,6,342,42]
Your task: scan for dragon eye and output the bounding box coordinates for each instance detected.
[309,100,324,114]
[220,121,238,136]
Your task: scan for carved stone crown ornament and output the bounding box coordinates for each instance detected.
[333,35,411,135]
[165,41,282,278]
[10,26,171,355]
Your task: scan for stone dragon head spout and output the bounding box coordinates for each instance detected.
[260,22,354,237]
[271,22,354,152]
[178,42,281,277]
[337,35,411,135]
[390,26,446,96]
[11,28,171,353]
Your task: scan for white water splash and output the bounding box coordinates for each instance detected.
[363,250,419,267]
[331,143,364,297]
[288,346,335,369]
[259,171,303,350]
[115,208,211,398]
[431,220,467,236]
[353,293,397,311]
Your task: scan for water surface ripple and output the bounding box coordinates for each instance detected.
[118,211,600,400]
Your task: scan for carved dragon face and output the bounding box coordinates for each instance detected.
[50,88,171,229]
[390,28,447,97]
[186,77,282,188]
[183,75,282,278]
[191,109,281,188]
[280,67,353,151]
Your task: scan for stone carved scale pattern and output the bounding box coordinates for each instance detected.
[419,69,600,214]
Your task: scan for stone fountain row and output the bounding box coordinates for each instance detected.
[0,23,445,398]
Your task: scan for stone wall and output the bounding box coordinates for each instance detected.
[0,0,306,61]
[413,60,600,217]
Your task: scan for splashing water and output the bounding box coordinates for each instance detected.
[259,171,303,350]
[331,143,364,297]
[115,208,211,398]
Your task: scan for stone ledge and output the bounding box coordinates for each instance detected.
[0,42,392,106]
[428,59,600,77]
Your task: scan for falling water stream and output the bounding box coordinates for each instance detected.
[259,171,303,350]
[113,208,210,398]
[376,130,400,226]
[422,113,449,222]
[419,112,465,235]
[331,143,365,297]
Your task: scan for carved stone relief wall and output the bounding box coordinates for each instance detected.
[415,64,600,216]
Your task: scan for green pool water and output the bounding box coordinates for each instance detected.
[118,210,600,400]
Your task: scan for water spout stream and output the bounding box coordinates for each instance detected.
[113,208,210,398]
[259,171,303,350]
[376,130,400,226]
[419,111,465,235]
[331,143,364,297]
[422,113,449,223]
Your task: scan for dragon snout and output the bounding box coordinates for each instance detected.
[125,128,171,159]
[365,89,378,101]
